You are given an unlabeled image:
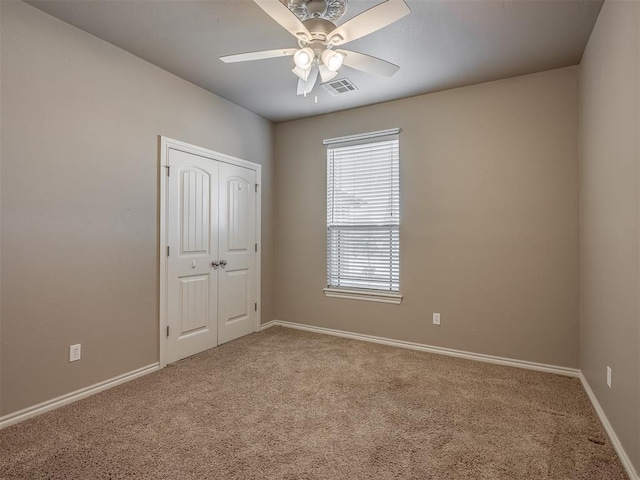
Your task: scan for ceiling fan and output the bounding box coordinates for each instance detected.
[220,0,410,96]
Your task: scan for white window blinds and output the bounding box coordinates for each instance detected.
[326,130,400,292]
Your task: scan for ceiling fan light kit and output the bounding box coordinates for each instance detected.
[319,64,339,83]
[292,64,311,81]
[322,49,344,71]
[294,47,315,69]
[220,0,410,98]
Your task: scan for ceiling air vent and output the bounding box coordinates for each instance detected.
[322,78,358,96]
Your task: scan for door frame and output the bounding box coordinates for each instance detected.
[158,136,262,369]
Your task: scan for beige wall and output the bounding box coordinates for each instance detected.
[8,7,639,474]
[579,0,640,472]
[0,1,274,415]
[274,67,580,368]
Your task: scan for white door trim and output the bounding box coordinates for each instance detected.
[159,136,262,368]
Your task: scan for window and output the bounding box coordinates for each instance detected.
[324,129,402,304]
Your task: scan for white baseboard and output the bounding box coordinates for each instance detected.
[259,320,279,331]
[263,320,638,477]
[579,373,639,480]
[3,325,635,479]
[262,320,580,377]
[0,363,160,429]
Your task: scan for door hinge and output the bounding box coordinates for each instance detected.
[255,243,257,252]
[255,302,257,312]
[255,183,259,193]
[163,165,171,176]
[166,326,169,337]
[167,246,170,257]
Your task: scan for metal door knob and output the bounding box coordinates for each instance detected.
[220,260,227,268]
[211,260,220,269]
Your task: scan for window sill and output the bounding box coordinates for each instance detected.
[323,288,403,305]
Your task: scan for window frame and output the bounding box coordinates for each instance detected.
[323,128,403,305]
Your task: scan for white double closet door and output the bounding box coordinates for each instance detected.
[166,148,257,364]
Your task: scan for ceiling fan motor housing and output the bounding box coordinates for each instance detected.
[298,18,336,44]
[296,17,341,69]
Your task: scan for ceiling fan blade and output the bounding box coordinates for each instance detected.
[220,48,296,63]
[327,0,410,46]
[297,65,319,95]
[337,49,400,77]
[254,0,312,42]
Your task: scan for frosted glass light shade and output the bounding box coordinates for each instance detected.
[292,65,311,81]
[322,50,344,72]
[294,48,314,69]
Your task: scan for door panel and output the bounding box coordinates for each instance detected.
[179,275,209,334]
[227,178,249,250]
[181,170,209,254]
[167,149,219,363]
[218,163,257,344]
[224,269,249,321]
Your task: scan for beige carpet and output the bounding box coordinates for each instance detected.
[0,327,628,479]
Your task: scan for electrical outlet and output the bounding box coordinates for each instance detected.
[433,313,441,326]
[606,366,612,388]
[69,344,81,362]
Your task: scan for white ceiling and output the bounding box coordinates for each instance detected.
[26,0,603,123]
